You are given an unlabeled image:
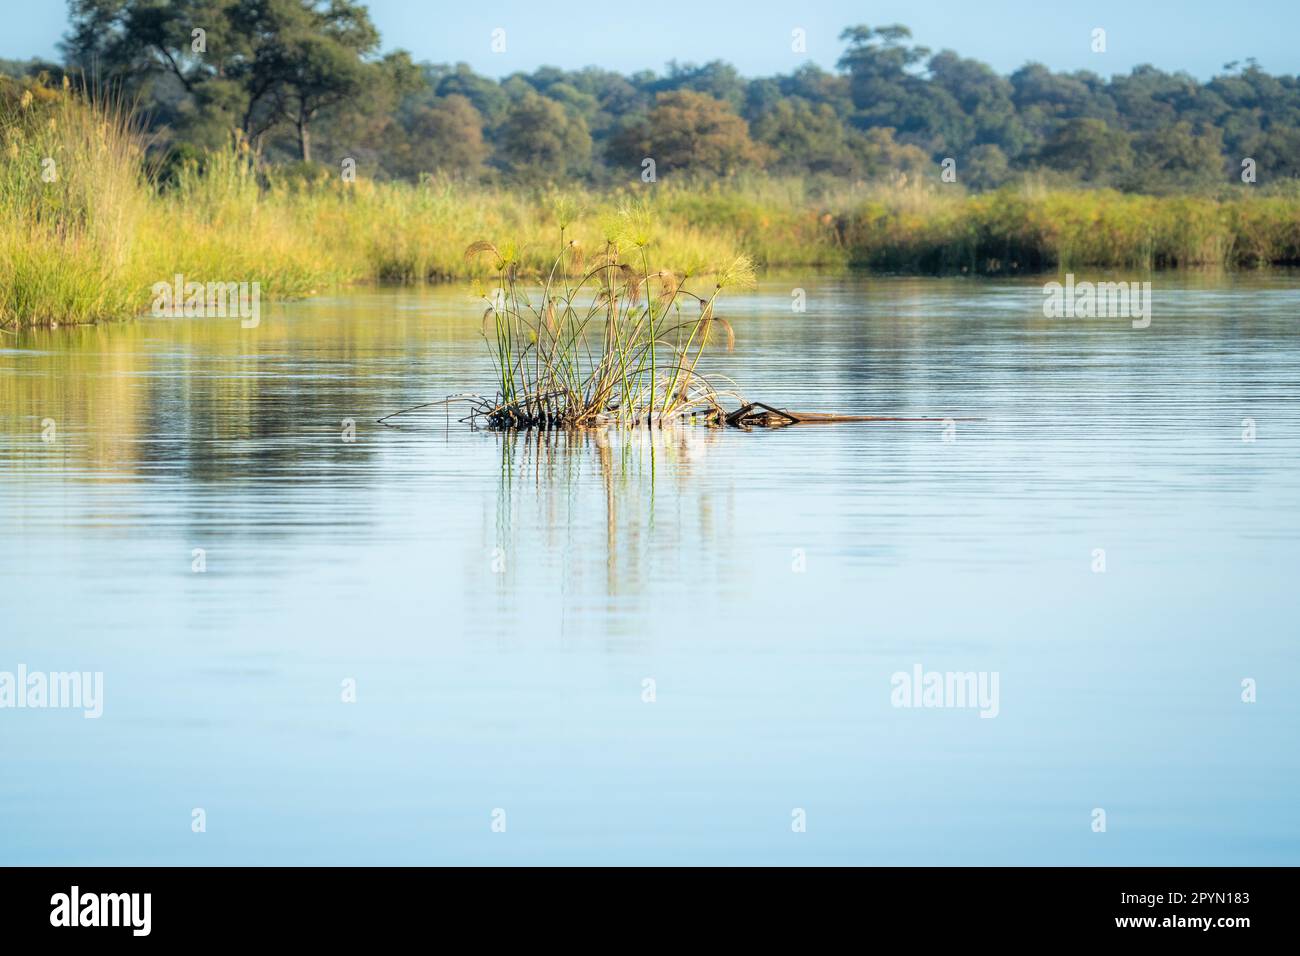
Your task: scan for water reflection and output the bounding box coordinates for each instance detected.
[492,425,732,602]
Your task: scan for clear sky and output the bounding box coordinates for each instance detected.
[2,0,1297,80]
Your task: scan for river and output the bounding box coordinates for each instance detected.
[2,272,1298,863]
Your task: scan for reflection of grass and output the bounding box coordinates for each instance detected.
[493,424,727,597]
[5,82,1300,330]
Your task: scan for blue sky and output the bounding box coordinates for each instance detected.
[2,0,1297,80]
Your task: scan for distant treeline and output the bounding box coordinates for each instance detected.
[4,2,1300,191]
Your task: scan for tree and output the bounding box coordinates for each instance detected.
[299,47,420,175]
[1247,126,1300,183]
[609,90,765,177]
[751,98,856,175]
[64,0,410,160]
[964,144,1012,190]
[928,51,1029,158]
[1128,122,1225,191]
[63,0,235,90]
[837,24,929,125]
[63,0,250,147]
[651,60,747,112]
[852,127,930,182]
[1037,118,1134,184]
[233,0,394,161]
[498,92,592,183]
[404,94,488,178]
[781,64,854,116]
[1010,64,1118,140]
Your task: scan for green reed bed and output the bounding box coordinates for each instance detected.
[5,79,1300,331]
[840,185,1300,274]
[0,80,152,328]
[442,207,755,429]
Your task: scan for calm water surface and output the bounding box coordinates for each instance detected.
[2,273,1298,864]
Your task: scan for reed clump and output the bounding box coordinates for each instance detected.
[454,202,754,429]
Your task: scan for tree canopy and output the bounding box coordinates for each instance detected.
[19,5,1297,189]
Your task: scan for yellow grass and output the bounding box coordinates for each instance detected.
[4,82,1299,330]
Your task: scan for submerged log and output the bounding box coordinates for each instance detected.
[378,396,973,432]
[724,402,971,429]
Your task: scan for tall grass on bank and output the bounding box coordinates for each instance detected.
[4,81,1300,330]
[839,180,1300,273]
[1,80,151,327]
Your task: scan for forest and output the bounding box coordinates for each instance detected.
[2,0,1297,192]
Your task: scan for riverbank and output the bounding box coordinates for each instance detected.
[4,85,1300,330]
